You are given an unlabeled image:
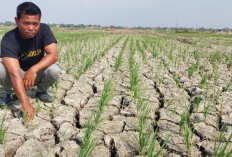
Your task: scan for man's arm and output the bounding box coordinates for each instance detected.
[2,57,35,120]
[23,43,58,89]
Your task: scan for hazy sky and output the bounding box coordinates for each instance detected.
[0,0,231,29]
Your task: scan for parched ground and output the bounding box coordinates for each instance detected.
[0,33,232,157]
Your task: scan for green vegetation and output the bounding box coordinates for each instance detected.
[0,112,8,145]
[78,79,114,156]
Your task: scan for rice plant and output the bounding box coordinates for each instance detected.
[183,123,195,156]
[193,95,201,113]
[214,73,220,86]
[223,79,232,92]
[94,79,114,125]
[0,112,8,145]
[78,79,114,157]
[54,79,60,97]
[130,63,140,100]
[179,106,189,136]
[114,37,129,71]
[23,110,30,128]
[203,101,211,122]
[78,110,98,157]
[134,99,152,156]
[213,124,232,157]
[35,100,44,113]
[172,71,179,86]
[152,46,159,60]
[146,129,170,157]
[201,72,207,88]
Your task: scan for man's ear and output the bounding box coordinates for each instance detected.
[15,17,19,26]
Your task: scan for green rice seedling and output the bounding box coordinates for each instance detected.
[129,54,135,70]
[129,37,134,52]
[183,123,195,156]
[159,59,162,69]
[172,71,179,86]
[0,112,8,145]
[225,55,229,63]
[193,95,201,113]
[141,40,148,49]
[114,37,129,72]
[201,72,207,88]
[214,73,220,86]
[78,79,114,156]
[152,46,159,60]
[179,106,189,136]
[136,39,147,64]
[92,53,98,63]
[114,55,122,72]
[134,99,152,156]
[130,64,140,100]
[193,50,200,62]
[213,125,232,157]
[158,75,164,86]
[223,79,232,92]
[205,84,210,98]
[66,57,72,74]
[84,57,92,72]
[165,99,174,111]
[54,79,60,97]
[35,100,43,113]
[172,105,178,117]
[228,59,232,68]
[163,62,169,71]
[203,101,211,122]
[146,129,170,157]
[168,50,173,63]
[94,79,114,125]
[188,63,196,79]
[23,110,30,128]
[213,88,221,103]
[78,110,98,157]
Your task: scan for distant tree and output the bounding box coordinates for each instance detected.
[47,23,57,27]
[199,27,205,32]
[66,24,74,27]
[59,23,66,27]
[4,21,15,26]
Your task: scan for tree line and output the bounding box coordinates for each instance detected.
[0,21,231,32]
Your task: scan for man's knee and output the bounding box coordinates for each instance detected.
[0,62,7,80]
[45,63,61,80]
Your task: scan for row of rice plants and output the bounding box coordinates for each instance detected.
[54,31,124,78]
[128,37,169,156]
[139,34,232,156]
[114,36,129,71]
[78,79,114,156]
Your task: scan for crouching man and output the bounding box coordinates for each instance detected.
[0,2,61,120]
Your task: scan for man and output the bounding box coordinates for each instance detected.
[0,2,61,120]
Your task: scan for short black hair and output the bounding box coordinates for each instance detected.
[17,2,41,20]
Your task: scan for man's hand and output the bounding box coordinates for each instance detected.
[23,67,37,90]
[23,104,36,121]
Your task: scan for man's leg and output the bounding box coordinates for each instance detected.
[0,61,25,105]
[34,63,61,102]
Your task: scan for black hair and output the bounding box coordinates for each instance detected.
[17,2,41,20]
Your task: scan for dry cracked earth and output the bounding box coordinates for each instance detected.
[0,36,232,157]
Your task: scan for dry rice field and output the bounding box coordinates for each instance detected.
[0,28,232,157]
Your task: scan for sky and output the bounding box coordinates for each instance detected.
[0,0,231,29]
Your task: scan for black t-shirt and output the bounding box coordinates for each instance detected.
[0,23,57,71]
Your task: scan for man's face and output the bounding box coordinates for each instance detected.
[15,13,40,39]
